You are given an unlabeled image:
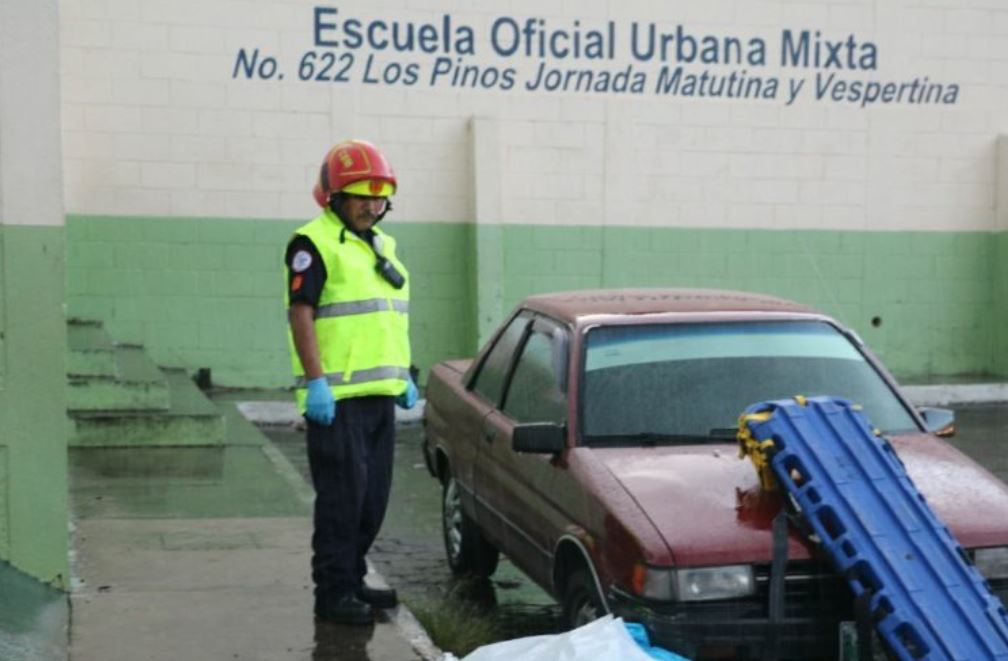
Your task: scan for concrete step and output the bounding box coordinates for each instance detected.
[70,369,225,447]
[67,346,170,413]
[67,319,116,378]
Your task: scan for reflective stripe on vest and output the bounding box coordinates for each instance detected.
[313,298,409,319]
[295,365,411,388]
[286,209,411,407]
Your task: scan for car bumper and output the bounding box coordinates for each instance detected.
[610,587,841,660]
[610,577,1008,660]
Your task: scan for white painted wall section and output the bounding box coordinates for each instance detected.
[58,0,1008,232]
[998,135,1008,232]
[2,0,64,227]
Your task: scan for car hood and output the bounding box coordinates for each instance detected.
[595,433,1008,567]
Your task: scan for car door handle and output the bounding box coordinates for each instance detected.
[483,428,496,443]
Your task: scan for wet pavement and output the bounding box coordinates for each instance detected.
[0,563,67,661]
[63,393,428,661]
[2,397,1006,661]
[70,445,305,519]
[263,423,564,643]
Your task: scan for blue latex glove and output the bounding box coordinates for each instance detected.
[396,379,418,409]
[305,377,336,425]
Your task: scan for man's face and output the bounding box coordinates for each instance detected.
[339,194,387,232]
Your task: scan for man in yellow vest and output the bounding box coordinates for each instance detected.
[285,140,417,625]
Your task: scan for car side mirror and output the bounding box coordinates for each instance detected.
[512,423,566,454]
[919,407,955,438]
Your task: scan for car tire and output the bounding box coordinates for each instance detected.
[562,567,606,630]
[441,473,499,577]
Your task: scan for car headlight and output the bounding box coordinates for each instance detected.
[974,547,1008,580]
[633,564,755,602]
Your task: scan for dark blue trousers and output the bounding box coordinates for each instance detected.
[305,395,395,607]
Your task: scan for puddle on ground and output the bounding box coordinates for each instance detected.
[70,445,308,519]
[0,562,67,661]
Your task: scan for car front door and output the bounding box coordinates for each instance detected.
[466,311,533,532]
[475,316,570,587]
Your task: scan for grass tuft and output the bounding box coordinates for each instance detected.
[406,590,504,657]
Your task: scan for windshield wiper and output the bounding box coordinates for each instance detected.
[585,432,723,447]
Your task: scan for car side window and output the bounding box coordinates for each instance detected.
[471,313,531,407]
[502,329,567,425]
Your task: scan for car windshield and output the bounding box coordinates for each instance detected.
[581,320,919,446]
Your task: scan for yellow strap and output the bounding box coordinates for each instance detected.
[737,410,779,492]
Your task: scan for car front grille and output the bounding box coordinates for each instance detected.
[981,576,1008,604]
[752,560,1008,621]
[753,559,854,621]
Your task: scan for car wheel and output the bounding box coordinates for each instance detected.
[441,473,499,577]
[562,567,605,629]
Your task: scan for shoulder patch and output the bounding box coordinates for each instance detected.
[291,250,313,273]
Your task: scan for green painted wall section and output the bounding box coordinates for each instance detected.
[0,222,4,386]
[498,226,997,379]
[0,448,8,555]
[66,216,1004,388]
[995,232,1008,378]
[65,215,475,388]
[0,225,69,587]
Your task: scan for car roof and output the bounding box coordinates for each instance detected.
[521,288,818,323]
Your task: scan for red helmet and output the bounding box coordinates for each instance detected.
[312,140,397,207]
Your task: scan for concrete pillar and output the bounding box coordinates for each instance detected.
[469,118,506,348]
[0,0,69,586]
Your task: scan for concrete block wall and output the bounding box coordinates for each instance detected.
[58,0,1008,384]
[66,215,474,387]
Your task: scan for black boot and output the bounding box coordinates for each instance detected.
[315,593,374,625]
[356,584,398,609]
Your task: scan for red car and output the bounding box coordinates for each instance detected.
[421,289,1008,659]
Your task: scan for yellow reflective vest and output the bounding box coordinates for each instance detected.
[286,209,410,411]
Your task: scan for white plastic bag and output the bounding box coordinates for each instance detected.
[448,616,662,661]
